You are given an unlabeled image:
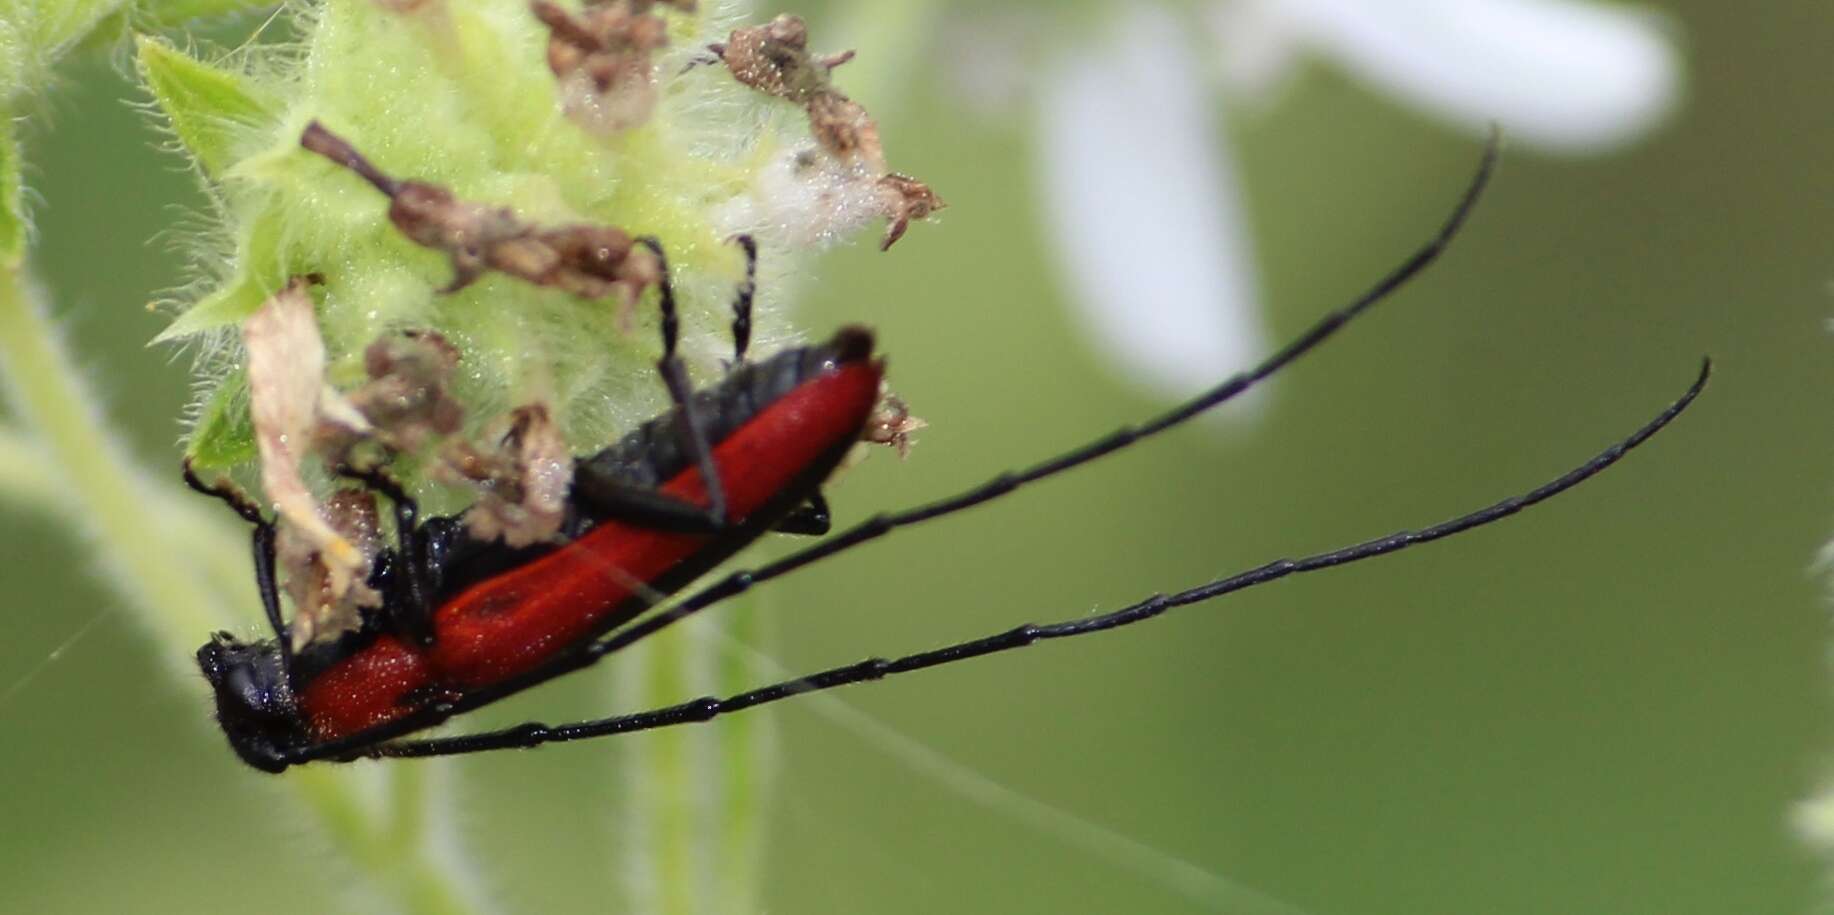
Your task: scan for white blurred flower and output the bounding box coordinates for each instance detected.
[1025,0,1681,402]
[1038,9,1266,400]
[1208,0,1680,149]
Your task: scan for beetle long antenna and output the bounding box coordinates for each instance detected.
[367,357,1708,759]
[579,131,1502,666]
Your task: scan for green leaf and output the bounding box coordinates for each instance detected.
[136,34,277,179]
[0,111,21,266]
[186,369,256,469]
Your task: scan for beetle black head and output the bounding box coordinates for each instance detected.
[823,325,875,363]
[196,633,305,773]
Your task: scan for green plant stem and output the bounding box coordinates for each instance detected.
[714,600,777,914]
[387,759,432,848]
[0,263,486,915]
[0,426,59,511]
[0,423,251,610]
[649,631,705,915]
[617,610,776,915]
[293,767,484,915]
[0,267,228,641]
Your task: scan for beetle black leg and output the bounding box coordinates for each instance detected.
[183,458,265,526]
[337,464,436,646]
[360,356,1709,761]
[728,234,757,367]
[183,460,294,663]
[567,234,761,531]
[248,523,287,644]
[636,237,729,529]
[567,474,731,534]
[772,493,830,536]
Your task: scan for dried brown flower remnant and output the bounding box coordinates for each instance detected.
[710,15,942,249]
[806,90,882,168]
[533,0,696,133]
[311,329,467,475]
[300,121,662,305]
[837,386,926,476]
[443,405,573,548]
[349,330,465,451]
[875,173,945,252]
[243,278,381,648]
[278,489,385,651]
[864,391,926,459]
[712,14,856,110]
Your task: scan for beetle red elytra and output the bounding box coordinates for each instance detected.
[188,132,1708,773]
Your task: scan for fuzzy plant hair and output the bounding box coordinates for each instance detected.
[139,0,932,483]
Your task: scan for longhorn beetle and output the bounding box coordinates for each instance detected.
[188,134,1708,772]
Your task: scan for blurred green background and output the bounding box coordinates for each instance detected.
[1,2,1829,913]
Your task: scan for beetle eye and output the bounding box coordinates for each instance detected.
[225,664,284,718]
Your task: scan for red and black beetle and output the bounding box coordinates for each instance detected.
[187,135,1708,773]
[189,229,884,771]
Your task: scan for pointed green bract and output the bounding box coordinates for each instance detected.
[151,267,268,342]
[187,369,257,469]
[152,205,286,342]
[137,35,278,179]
